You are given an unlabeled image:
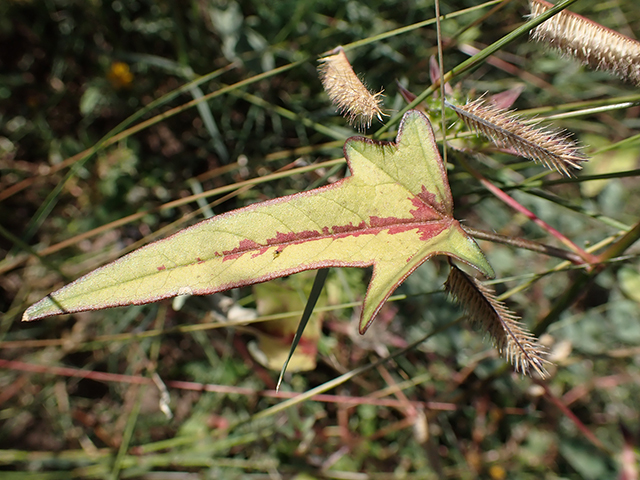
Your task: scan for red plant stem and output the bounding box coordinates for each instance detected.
[562,373,635,406]
[376,364,418,417]
[460,158,598,264]
[535,379,609,453]
[0,358,456,412]
[0,374,29,407]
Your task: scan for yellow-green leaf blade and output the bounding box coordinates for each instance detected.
[24,110,492,332]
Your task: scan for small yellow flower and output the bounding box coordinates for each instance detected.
[488,465,507,480]
[107,62,133,89]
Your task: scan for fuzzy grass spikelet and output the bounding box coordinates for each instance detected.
[529,0,640,86]
[445,264,548,377]
[446,98,586,176]
[318,47,385,130]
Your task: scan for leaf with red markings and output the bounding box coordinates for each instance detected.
[23,110,494,333]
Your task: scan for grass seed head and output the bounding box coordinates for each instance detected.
[318,47,386,131]
[445,264,549,378]
[529,0,640,86]
[447,97,586,176]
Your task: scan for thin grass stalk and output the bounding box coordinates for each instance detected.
[435,0,448,167]
[463,226,585,264]
[111,385,145,480]
[341,0,505,53]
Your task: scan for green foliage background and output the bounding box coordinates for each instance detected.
[1,0,639,478]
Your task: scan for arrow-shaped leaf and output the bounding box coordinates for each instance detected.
[24,110,494,333]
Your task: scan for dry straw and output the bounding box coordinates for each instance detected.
[318,47,385,130]
[529,0,640,86]
[445,264,548,377]
[446,98,586,176]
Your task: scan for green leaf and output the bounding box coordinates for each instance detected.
[79,85,106,117]
[249,271,324,373]
[618,266,640,304]
[24,110,494,333]
[580,133,638,197]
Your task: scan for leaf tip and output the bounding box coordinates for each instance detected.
[358,310,377,335]
[22,294,70,322]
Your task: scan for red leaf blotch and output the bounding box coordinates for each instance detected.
[415,186,448,216]
[221,238,262,262]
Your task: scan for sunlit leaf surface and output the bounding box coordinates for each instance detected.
[24,110,493,332]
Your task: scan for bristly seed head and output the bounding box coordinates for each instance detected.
[446,97,586,177]
[529,0,640,86]
[318,47,386,131]
[445,264,549,378]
